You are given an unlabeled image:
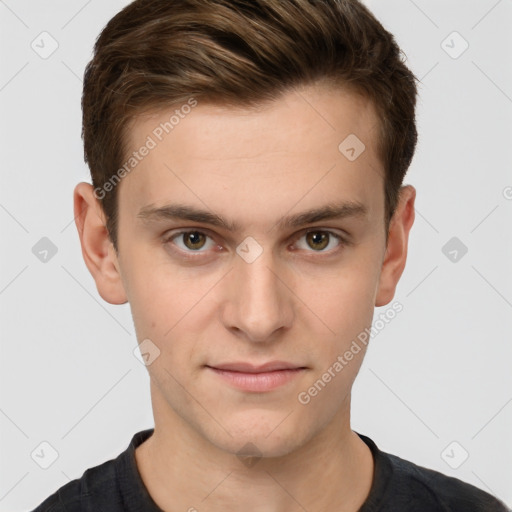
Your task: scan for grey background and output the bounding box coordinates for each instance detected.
[0,0,511,510]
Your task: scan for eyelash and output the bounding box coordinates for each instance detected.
[162,228,349,260]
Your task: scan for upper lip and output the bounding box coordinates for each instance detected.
[207,361,305,373]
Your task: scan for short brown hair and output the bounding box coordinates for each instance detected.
[82,0,418,252]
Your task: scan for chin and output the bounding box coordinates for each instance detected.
[205,416,312,460]
[218,435,300,461]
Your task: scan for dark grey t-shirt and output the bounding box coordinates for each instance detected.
[30,428,510,511]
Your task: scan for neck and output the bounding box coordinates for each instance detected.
[135,386,374,512]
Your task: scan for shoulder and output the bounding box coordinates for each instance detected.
[358,433,510,512]
[30,457,119,512]
[29,428,155,512]
[385,449,510,511]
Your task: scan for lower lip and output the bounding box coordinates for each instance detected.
[206,367,305,392]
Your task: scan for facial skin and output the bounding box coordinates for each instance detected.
[74,82,415,512]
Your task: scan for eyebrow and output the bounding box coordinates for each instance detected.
[137,200,368,232]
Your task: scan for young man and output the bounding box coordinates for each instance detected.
[31,0,509,510]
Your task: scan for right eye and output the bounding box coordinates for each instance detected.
[163,230,219,258]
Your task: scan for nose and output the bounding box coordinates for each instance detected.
[221,246,293,343]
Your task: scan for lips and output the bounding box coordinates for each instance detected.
[206,361,305,373]
[205,361,307,392]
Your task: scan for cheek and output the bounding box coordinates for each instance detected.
[124,258,219,376]
[296,279,373,413]
[306,267,377,330]
[297,258,379,374]
[121,248,198,333]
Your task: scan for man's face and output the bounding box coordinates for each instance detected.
[114,84,389,457]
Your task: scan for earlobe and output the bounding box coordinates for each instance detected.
[73,182,128,305]
[375,185,416,307]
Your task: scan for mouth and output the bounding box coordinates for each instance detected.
[205,361,307,392]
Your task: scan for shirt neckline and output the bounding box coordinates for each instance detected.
[116,428,164,512]
[355,431,394,511]
[116,428,391,512]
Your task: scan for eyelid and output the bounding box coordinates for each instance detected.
[293,227,349,244]
[163,228,219,255]
[163,227,350,257]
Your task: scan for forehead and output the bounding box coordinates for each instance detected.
[128,83,381,159]
[118,83,385,230]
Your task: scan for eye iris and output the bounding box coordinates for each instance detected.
[179,232,332,252]
[183,231,206,250]
[306,232,329,251]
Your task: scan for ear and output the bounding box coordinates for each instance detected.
[73,182,128,305]
[375,185,416,307]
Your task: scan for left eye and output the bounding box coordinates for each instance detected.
[294,230,343,252]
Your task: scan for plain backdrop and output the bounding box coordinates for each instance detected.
[0,0,511,510]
